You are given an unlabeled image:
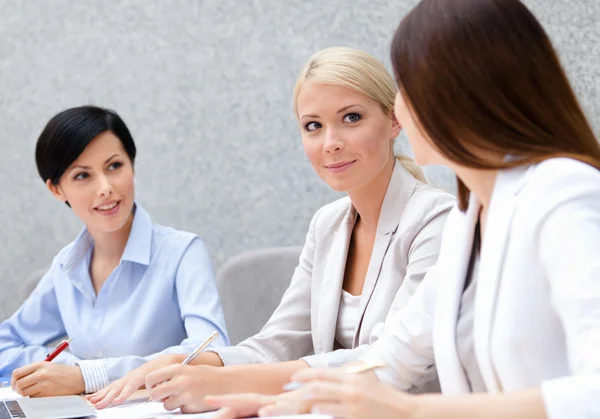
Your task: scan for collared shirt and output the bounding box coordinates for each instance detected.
[0,204,229,393]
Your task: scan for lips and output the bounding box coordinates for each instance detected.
[95,200,120,211]
[325,160,357,173]
[326,161,353,169]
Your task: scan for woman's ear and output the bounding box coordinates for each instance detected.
[390,111,402,139]
[46,179,67,204]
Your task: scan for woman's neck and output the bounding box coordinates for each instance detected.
[347,156,395,233]
[454,166,498,239]
[88,211,134,264]
[455,167,498,210]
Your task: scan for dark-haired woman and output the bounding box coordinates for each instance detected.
[207,0,600,418]
[0,106,229,397]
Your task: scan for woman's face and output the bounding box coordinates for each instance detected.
[47,131,135,235]
[296,82,400,193]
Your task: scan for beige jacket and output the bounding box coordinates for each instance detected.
[215,162,455,372]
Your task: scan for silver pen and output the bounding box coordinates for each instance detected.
[182,331,220,365]
[148,331,220,401]
[283,362,387,392]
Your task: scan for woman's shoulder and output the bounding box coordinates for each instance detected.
[402,182,457,225]
[412,182,456,209]
[532,157,600,185]
[522,157,600,204]
[515,157,600,225]
[309,196,353,232]
[150,223,202,250]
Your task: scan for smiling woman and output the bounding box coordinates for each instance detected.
[88,48,456,414]
[0,106,229,397]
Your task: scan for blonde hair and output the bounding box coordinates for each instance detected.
[293,47,427,183]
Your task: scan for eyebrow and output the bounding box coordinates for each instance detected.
[69,154,121,171]
[300,104,367,120]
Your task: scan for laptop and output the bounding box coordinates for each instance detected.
[0,396,95,419]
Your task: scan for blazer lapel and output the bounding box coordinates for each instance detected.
[433,195,480,394]
[353,163,417,345]
[473,165,532,392]
[316,203,355,353]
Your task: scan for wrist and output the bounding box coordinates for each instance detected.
[406,394,431,419]
[76,360,109,394]
[210,364,229,392]
[165,353,187,364]
[189,351,224,367]
[72,366,86,395]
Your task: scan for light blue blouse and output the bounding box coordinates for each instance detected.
[0,204,229,393]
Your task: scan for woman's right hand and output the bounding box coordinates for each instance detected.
[87,353,184,409]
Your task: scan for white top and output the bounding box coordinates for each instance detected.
[335,291,362,349]
[359,158,600,419]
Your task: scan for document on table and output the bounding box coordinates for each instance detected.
[0,387,20,401]
[171,416,331,419]
[93,397,174,418]
[95,398,332,419]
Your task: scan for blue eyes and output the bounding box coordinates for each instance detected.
[72,162,123,181]
[304,113,362,132]
[306,121,322,131]
[344,113,361,123]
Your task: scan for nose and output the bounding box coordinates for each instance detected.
[96,174,113,197]
[323,128,344,154]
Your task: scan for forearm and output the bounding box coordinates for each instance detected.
[412,388,546,419]
[189,351,225,367]
[218,360,310,395]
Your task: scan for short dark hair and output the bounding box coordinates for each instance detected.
[35,105,137,185]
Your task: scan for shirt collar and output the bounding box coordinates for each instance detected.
[61,202,153,270]
[120,203,153,266]
[376,160,418,235]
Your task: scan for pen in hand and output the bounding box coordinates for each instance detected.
[45,337,73,362]
[147,331,220,402]
[182,331,220,365]
[282,361,387,392]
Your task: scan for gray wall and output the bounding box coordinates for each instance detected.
[0,0,598,320]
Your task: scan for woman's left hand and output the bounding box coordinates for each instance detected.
[206,367,417,419]
[11,362,85,397]
[263,368,416,418]
[205,389,315,418]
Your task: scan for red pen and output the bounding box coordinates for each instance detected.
[44,337,73,362]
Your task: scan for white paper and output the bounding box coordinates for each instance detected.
[96,399,332,419]
[94,397,174,419]
[169,413,331,419]
[0,387,21,401]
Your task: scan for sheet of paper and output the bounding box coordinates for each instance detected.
[97,399,333,419]
[0,387,21,401]
[169,416,331,419]
[94,397,175,419]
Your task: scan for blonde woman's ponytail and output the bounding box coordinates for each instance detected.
[396,154,427,183]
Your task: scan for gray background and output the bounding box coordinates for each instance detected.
[0,0,598,320]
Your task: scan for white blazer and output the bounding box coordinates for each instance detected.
[215,162,455,369]
[361,158,600,418]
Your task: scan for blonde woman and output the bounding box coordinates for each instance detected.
[91,47,455,411]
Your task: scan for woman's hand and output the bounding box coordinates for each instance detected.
[11,362,85,397]
[204,393,277,419]
[145,364,227,413]
[205,389,315,418]
[88,353,184,409]
[263,368,416,418]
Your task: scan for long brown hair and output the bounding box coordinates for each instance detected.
[391,0,600,210]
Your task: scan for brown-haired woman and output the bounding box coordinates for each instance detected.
[206,0,600,418]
